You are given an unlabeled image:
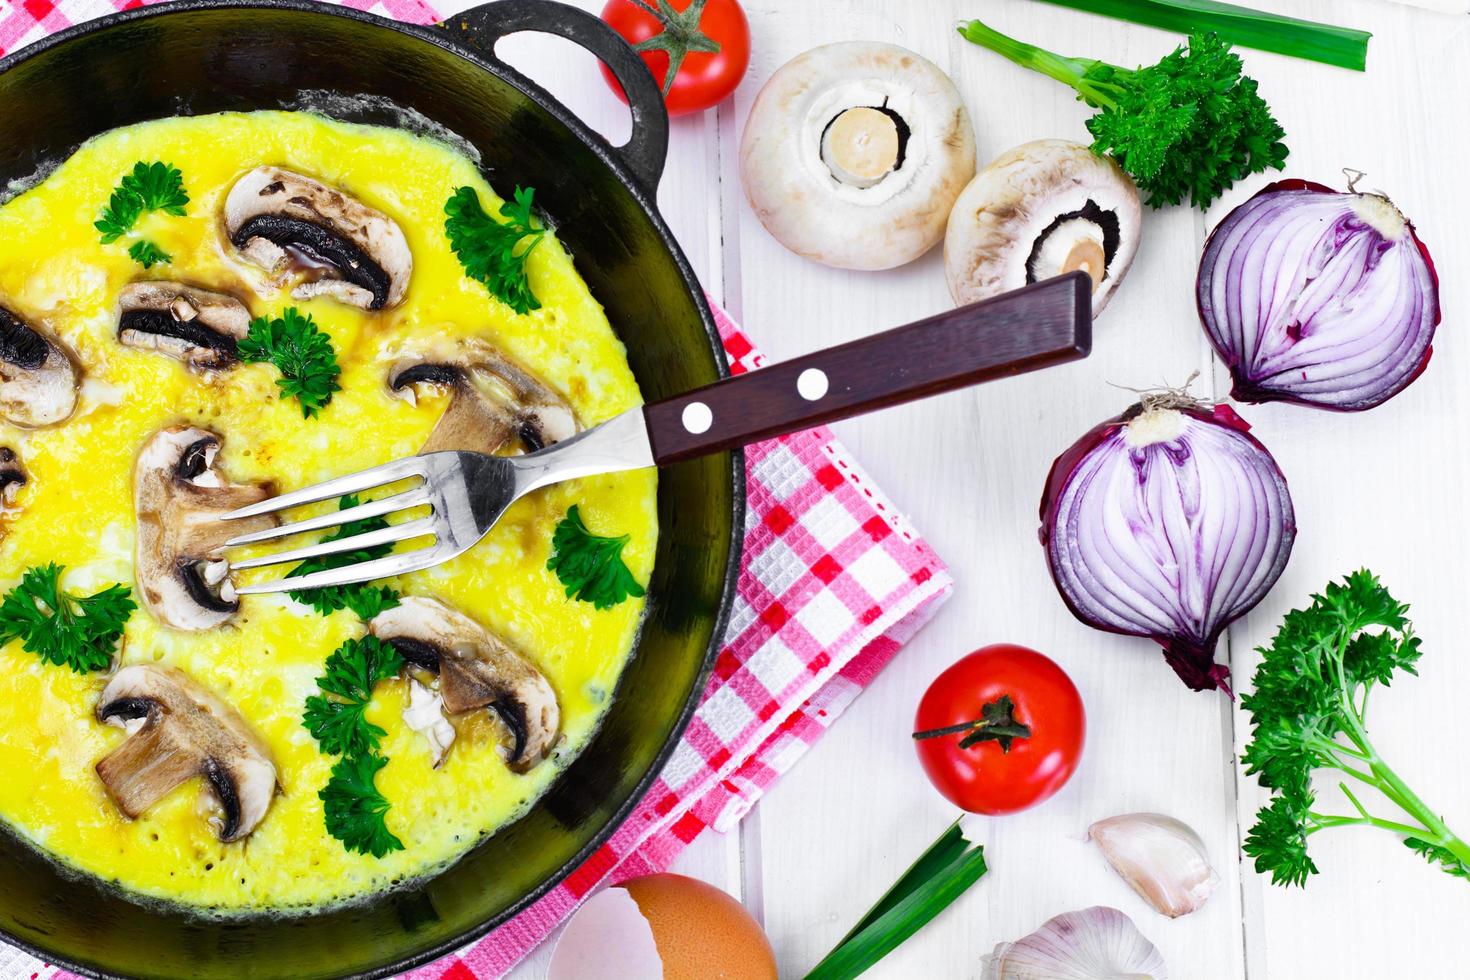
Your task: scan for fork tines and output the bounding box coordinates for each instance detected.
[220,454,439,593]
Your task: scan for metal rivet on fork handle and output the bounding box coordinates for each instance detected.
[681,401,713,434]
[797,368,828,401]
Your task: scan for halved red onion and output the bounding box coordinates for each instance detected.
[1197,179,1439,411]
[1039,399,1295,693]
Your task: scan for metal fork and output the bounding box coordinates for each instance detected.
[223,273,1092,594]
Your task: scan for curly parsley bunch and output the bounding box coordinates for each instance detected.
[1242,571,1470,887]
[304,636,406,858]
[959,23,1287,209]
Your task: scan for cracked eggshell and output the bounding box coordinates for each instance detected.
[549,874,777,980]
[945,139,1141,315]
[739,42,976,270]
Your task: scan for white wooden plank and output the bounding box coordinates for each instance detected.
[728,1,1244,976]
[1394,0,1468,12]
[1205,2,1470,978]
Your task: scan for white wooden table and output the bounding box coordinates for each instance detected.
[488,1,1470,976]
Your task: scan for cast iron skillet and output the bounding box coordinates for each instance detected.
[0,1,743,976]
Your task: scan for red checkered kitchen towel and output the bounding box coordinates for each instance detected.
[0,3,954,977]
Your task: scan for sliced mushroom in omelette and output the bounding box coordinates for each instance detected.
[133,425,279,631]
[95,664,277,842]
[370,596,560,772]
[387,338,578,455]
[225,166,412,311]
[0,304,79,427]
[117,281,251,370]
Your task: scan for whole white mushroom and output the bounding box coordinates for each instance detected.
[945,139,1142,316]
[739,42,976,271]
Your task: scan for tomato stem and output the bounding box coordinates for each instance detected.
[624,0,722,95]
[912,694,1032,753]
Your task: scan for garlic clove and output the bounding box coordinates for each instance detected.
[982,906,1167,980]
[1088,812,1219,918]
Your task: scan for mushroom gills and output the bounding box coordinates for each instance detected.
[94,664,277,843]
[0,304,79,428]
[224,167,412,311]
[1025,202,1121,291]
[118,282,251,370]
[388,635,443,672]
[133,427,278,630]
[0,307,47,369]
[388,342,577,456]
[370,596,560,772]
[944,139,1142,316]
[178,555,238,613]
[232,213,390,307]
[0,447,25,506]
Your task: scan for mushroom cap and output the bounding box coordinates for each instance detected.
[388,337,578,455]
[225,166,412,310]
[95,663,277,842]
[118,281,251,371]
[369,596,560,772]
[739,42,976,271]
[0,304,79,428]
[945,139,1142,316]
[133,426,278,631]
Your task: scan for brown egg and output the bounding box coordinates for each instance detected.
[549,873,778,980]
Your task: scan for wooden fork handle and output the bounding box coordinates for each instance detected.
[643,272,1094,465]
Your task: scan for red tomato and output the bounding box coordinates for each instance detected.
[913,644,1085,815]
[599,0,750,116]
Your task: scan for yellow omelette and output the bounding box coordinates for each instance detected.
[0,111,656,913]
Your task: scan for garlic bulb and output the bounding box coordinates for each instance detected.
[982,906,1166,980]
[1088,813,1219,918]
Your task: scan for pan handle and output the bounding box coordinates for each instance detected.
[446,0,670,191]
[642,274,1094,464]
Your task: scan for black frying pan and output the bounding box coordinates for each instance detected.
[0,2,744,976]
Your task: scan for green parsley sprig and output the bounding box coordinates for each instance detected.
[287,495,402,619]
[96,161,189,243]
[546,504,646,610]
[127,240,171,269]
[305,635,406,858]
[1242,570,1470,887]
[0,564,134,673]
[238,308,342,418]
[320,751,404,858]
[444,185,546,315]
[958,24,1287,209]
[303,636,405,758]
